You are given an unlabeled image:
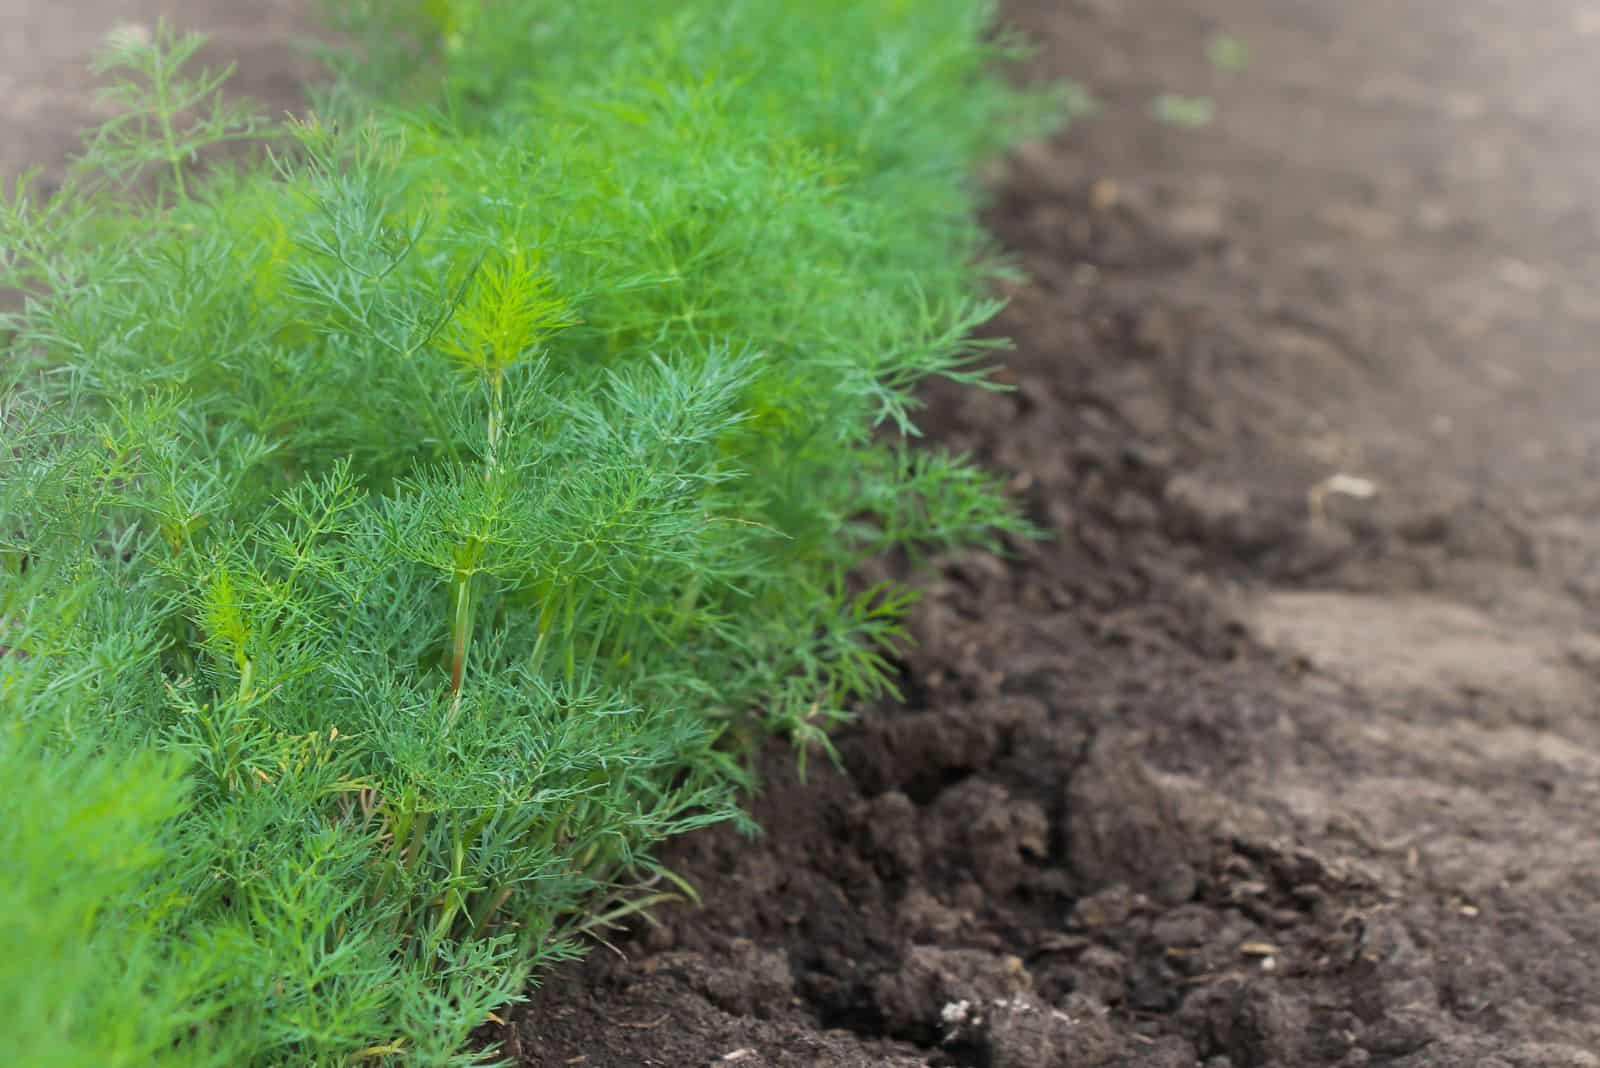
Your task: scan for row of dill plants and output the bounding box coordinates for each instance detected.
[0,2,1072,1063]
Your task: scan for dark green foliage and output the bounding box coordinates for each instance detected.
[1,4,1075,1063]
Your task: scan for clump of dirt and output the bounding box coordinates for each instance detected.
[502,0,1600,1065]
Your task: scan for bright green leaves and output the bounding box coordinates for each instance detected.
[200,567,255,686]
[0,733,216,1068]
[415,0,481,50]
[436,252,578,381]
[436,251,578,495]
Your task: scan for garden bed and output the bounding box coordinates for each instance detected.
[8,1,1600,1066]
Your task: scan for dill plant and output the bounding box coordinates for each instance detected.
[1,3,1073,1064]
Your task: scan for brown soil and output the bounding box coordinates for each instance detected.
[10,2,1600,1067]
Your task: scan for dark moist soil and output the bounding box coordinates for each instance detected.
[12,2,1600,1067]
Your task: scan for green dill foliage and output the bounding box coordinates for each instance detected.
[86,22,269,199]
[1,3,1070,1064]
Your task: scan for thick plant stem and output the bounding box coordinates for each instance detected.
[485,368,503,479]
[469,884,516,940]
[448,368,502,717]
[402,809,430,876]
[150,45,188,202]
[528,607,550,677]
[448,569,473,720]
[237,657,256,703]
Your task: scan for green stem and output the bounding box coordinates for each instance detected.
[562,583,579,688]
[427,830,467,949]
[469,884,516,940]
[449,571,473,689]
[448,569,474,725]
[151,46,188,202]
[485,368,503,479]
[236,657,256,703]
[403,809,431,874]
[528,607,550,677]
[671,573,703,635]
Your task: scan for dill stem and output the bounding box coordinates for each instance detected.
[151,45,188,201]
[402,810,431,874]
[470,884,515,939]
[484,368,503,480]
[236,657,255,702]
[446,367,501,721]
[449,569,473,698]
[528,609,550,677]
[428,833,467,947]
[562,583,578,687]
